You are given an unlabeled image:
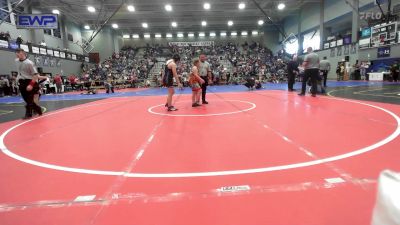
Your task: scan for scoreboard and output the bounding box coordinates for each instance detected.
[370,22,397,47]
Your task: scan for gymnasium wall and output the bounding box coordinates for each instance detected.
[121,28,281,53]
[0,11,84,55]
[81,28,116,61]
[0,49,85,76]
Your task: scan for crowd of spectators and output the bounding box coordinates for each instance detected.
[227,41,289,83]
[0,31,11,42]
[0,39,292,97]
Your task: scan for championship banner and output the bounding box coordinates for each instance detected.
[169,41,214,47]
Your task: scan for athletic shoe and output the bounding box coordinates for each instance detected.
[298,93,305,96]
[168,106,178,111]
[311,94,317,97]
[202,101,209,104]
[192,103,201,107]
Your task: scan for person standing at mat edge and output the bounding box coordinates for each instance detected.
[287,55,299,92]
[299,47,319,97]
[319,56,331,87]
[163,54,183,111]
[15,48,46,119]
[199,54,212,104]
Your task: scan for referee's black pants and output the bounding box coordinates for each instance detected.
[200,76,208,102]
[287,73,296,91]
[300,69,319,95]
[18,79,42,118]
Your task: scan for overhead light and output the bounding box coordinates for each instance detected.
[177,33,184,38]
[144,34,151,38]
[165,4,172,11]
[166,33,173,38]
[123,34,130,39]
[204,3,211,10]
[277,3,286,10]
[228,21,233,26]
[199,32,205,37]
[258,20,264,25]
[171,22,177,27]
[132,34,140,39]
[210,32,216,37]
[231,32,237,36]
[142,23,148,28]
[155,34,162,38]
[112,24,118,29]
[188,33,195,37]
[241,31,248,36]
[201,21,207,26]
[252,30,259,35]
[84,25,90,30]
[52,9,60,15]
[220,32,227,36]
[87,6,96,13]
[127,5,135,12]
[238,3,246,10]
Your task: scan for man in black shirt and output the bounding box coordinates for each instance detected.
[391,61,399,82]
[287,55,299,92]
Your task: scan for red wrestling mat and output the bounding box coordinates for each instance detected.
[0,90,399,225]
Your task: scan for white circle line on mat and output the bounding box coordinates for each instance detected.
[148,100,256,117]
[0,95,399,178]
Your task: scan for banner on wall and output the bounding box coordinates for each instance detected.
[168,41,214,47]
[16,14,58,29]
[47,49,54,56]
[32,46,40,54]
[39,48,47,55]
[0,40,8,48]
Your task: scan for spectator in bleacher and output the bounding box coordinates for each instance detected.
[16,35,23,46]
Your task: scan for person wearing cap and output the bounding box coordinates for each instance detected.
[199,54,212,104]
[163,54,183,111]
[15,48,47,119]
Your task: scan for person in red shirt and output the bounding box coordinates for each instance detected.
[53,74,63,93]
[68,74,76,90]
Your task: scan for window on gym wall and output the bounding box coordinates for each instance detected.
[303,30,320,53]
[44,29,52,35]
[0,0,11,23]
[53,22,62,38]
[284,38,299,55]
